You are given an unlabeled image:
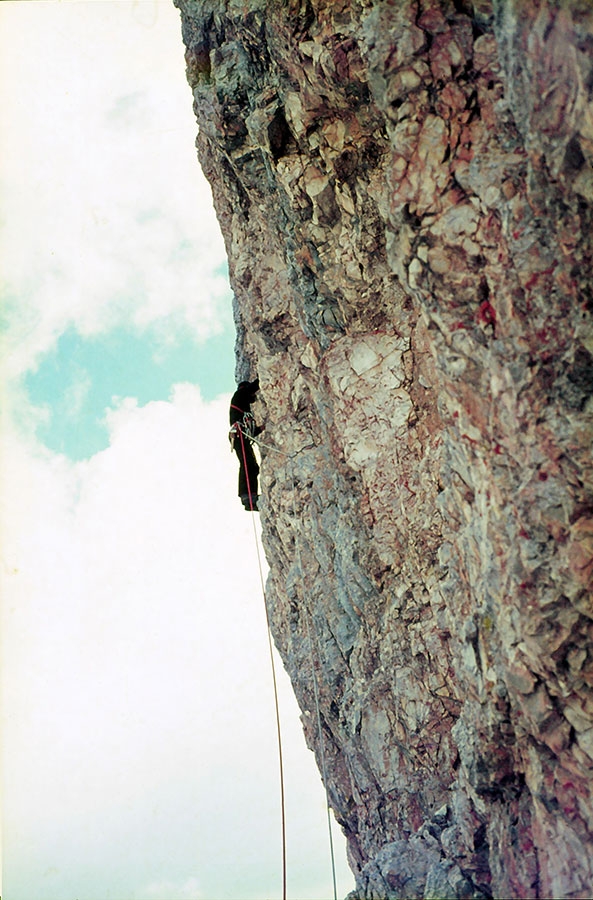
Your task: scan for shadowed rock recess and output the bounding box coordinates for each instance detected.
[175,1,593,896]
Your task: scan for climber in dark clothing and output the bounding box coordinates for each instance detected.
[229,378,264,511]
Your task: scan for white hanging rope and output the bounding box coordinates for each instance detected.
[239,425,339,900]
[237,426,287,900]
[288,453,339,900]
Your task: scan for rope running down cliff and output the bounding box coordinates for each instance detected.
[236,426,287,900]
[237,424,339,900]
[288,451,339,900]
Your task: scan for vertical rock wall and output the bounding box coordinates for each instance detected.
[174,1,593,896]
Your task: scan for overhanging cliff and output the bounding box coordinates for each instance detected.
[174,1,593,896]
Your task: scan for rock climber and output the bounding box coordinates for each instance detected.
[229,378,264,511]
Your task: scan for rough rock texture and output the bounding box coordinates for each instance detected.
[174,1,593,896]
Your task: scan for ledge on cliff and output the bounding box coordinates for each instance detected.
[175,1,593,897]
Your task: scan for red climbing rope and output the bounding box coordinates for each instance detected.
[237,426,256,512]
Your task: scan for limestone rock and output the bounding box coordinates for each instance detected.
[175,0,593,896]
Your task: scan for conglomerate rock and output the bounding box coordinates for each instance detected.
[174,1,593,896]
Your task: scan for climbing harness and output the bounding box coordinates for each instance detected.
[229,405,257,442]
[238,422,339,900]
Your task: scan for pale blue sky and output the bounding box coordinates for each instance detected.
[24,303,234,459]
[0,2,353,899]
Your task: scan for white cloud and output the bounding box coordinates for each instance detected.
[1,385,353,900]
[62,368,93,419]
[0,0,228,380]
[139,876,203,900]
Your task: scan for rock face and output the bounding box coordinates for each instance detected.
[174,1,593,896]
